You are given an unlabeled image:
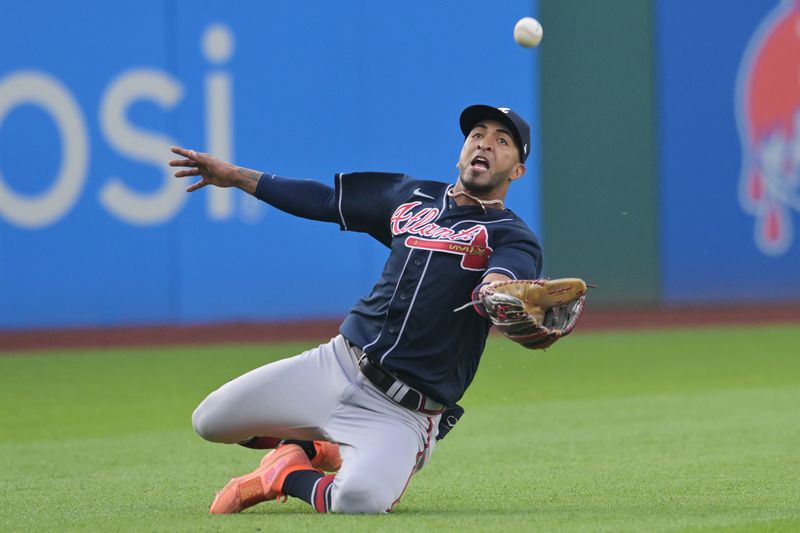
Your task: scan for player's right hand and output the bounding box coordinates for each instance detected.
[169,146,240,192]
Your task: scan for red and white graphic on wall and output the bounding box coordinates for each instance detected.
[736,0,800,256]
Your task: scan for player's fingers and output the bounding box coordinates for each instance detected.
[170,145,192,157]
[174,169,201,178]
[168,158,198,167]
[171,146,206,161]
[186,179,208,192]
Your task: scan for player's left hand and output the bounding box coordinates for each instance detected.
[477,278,588,349]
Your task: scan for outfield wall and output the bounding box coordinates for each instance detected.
[655,0,800,303]
[540,0,800,306]
[2,1,798,330]
[539,0,660,306]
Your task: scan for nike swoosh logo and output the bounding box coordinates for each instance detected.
[412,188,435,200]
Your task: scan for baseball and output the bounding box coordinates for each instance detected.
[514,17,543,48]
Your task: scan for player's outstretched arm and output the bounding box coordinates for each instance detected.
[169,145,262,195]
[170,145,340,224]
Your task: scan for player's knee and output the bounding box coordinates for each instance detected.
[330,475,397,514]
[191,401,216,442]
[191,393,229,443]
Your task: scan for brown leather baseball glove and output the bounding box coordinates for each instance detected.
[477,278,588,349]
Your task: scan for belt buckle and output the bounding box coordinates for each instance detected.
[345,338,366,362]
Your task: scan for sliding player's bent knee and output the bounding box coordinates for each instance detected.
[191,392,238,443]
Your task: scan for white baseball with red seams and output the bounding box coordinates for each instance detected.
[514,17,543,48]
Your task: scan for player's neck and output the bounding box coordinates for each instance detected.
[450,183,506,211]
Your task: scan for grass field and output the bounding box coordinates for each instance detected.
[1,325,798,532]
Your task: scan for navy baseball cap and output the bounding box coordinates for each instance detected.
[459,105,531,163]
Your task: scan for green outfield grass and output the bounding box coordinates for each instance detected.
[1,325,798,532]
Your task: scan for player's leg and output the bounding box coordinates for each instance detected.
[201,336,438,514]
[275,416,436,513]
[301,376,439,514]
[210,415,434,515]
[191,336,352,445]
[202,336,354,514]
[245,345,440,514]
[331,423,435,513]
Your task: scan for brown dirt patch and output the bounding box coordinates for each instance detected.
[1,303,798,353]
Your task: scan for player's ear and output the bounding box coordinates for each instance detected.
[509,162,526,181]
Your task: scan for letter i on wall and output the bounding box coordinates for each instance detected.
[203,24,235,220]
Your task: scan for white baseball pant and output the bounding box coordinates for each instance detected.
[191,334,439,513]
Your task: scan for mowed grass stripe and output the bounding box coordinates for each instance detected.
[1,325,798,532]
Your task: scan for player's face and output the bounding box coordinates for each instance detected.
[457,120,525,194]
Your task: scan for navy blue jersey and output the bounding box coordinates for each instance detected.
[335,172,542,406]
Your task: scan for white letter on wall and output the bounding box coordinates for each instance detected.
[203,24,235,220]
[99,69,185,225]
[0,71,88,228]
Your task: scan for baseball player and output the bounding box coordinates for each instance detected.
[169,105,585,514]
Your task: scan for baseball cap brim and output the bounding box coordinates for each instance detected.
[459,105,530,163]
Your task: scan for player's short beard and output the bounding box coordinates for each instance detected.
[462,180,493,194]
[460,170,509,195]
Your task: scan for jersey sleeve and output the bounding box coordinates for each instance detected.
[254,174,338,223]
[334,172,408,245]
[484,237,543,280]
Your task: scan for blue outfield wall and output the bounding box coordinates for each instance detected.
[656,0,800,303]
[0,0,541,328]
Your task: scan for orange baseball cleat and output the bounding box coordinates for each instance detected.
[209,444,314,514]
[310,441,342,472]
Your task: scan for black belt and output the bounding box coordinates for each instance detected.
[345,339,444,415]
